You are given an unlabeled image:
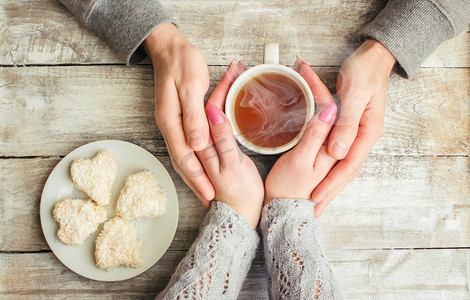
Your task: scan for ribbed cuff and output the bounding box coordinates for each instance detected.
[359,0,455,78]
[86,0,174,65]
[262,198,314,212]
[261,198,315,228]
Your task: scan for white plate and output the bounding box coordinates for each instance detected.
[40,140,179,281]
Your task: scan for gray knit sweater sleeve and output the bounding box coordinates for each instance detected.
[360,0,470,78]
[58,0,173,64]
[156,201,259,300]
[260,198,342,300]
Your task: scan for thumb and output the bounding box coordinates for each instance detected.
[179,85,210,151]
[328,72,368,159]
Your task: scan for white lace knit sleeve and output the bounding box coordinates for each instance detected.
[260,198,342,300]
[156,201,260,300]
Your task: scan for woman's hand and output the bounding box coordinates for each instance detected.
[310,39,396,215]
[196,61,264,229]
[265,59,338,207]
[143,23,215,207]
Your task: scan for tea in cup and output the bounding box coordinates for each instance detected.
[225,43,315,154]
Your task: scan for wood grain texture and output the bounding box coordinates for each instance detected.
[1,0,469,297]
[1,249,468,299]
[1,155,468,252]
[0,66,468,157]
[0,0,468,67]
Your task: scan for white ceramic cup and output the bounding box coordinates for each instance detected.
[225,43,315,155]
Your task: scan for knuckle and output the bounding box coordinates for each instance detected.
[342,159,360,178]
[213,133,227,145]
[183,111,205,132]
[182,76,208,93]
[338,122,358,138]
[154,110,165,125]
[154,106,171,127]
[170,157,183,175]
[336,114,358,127]
[173,150,204,178]
[212,124,232,142]
[172,151,186,168]
[185,77,204,88]
[307,126,327,141]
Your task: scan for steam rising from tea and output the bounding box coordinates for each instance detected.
[234,73,307,148]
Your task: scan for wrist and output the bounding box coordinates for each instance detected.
[359,39,397,74]
[143,23,188,61]
[232,205,261,230]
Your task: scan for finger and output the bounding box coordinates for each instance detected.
[206,60,246,110]
[171,138,216,201]
[156,82,215,201]
[327,72,370,160]
[311,124,379,217]
[179,169,211,209]
[178,76,210,151]
[198,60,244,171]
[206,104,242,169]
[164,136,212,209]
[195,137,220,177]
[293,103,337,162]
[310,145,338,187]
[294,57,336,110]
[237,60,248,73]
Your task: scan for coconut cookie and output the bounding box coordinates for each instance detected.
[116,170,167,220]
[70,150,117,206]
[95,217,142,270]
[53,199,107,245]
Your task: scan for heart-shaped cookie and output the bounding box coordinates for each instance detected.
[116,170,167,220]
[53,199,107,245]
[70,150,117,206]
[95,217,142,270]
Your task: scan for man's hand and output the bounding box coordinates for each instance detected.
[143,23,214,207]
[311,39,396,216]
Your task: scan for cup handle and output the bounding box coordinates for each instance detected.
[263,43,279,64]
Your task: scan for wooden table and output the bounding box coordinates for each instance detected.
[1,0,469,299]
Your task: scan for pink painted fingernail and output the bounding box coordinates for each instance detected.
[207,105,224,124]
[319,104,337,124]
[237,60,247,76]
[294,55,303,72]
[226,59,236,72]
[227,59,236,72]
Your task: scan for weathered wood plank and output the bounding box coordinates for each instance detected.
[1,155,468,252]
[322,155,470,249]
[1,249,468,299]
[329,249,470,300]
[0,0,468,67]
[423,32,470,68]
[0,66,468,157]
